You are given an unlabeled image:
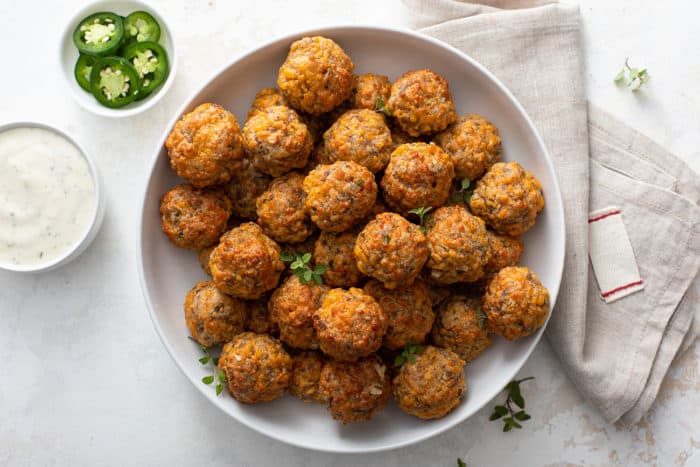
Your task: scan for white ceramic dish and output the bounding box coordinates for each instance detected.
[138,26,566,453]
[58,0,176,118]
[0,121,105,273]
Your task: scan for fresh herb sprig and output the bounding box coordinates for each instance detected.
[408,206,432,233]
[281,250,326,285]
[489,377,534,431]
[452,178,474,204]
[375,97,392,117]
[614,58,649,92]
[394,343,424,367]
[457,458,467,467]
[189,337,227,396]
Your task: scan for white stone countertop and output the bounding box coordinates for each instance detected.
[1,1,698,466]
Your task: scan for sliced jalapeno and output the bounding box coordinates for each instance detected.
[73,12,125,56]
[124,11,161,43]
[74,55,98,92]
[89,57,141,108]
[122,41,169,100]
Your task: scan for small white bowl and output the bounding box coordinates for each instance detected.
[59,0,177,118]
[0,122,106,273]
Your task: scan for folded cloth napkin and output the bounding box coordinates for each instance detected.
[402,0,700,424]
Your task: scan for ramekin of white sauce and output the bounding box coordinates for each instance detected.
[0,122,105,273]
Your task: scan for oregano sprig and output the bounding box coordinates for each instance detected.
[452,178,474,204]
[614,58,649,92]
[189,337,227,396]
[489,376,534,431]
[408,206,432,233]
[281,250,326,285]
[375,97,392,118]
[394,343,424,367]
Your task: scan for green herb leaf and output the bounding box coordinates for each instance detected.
[419,225,427,233]
[202,375,215,385]
[514,410,531,421]
[357,179,364,188]
[614,68,625,82]
[457,458,467,467]
[212,357,219,366]
[511,419,523,429]
[216,383,224,396]
[394,355,405,367]
[218,369,226,382]
[383,234,390,243]
[476,307,487,329]
[198,356,209,365]
[494,405,508,416]
[291,259,304,269]
[503,423,513,432]
[512,394,525,409]
[302,269,313,284]
[301,253,312,264]
[489,411,503,421]
[314,264,327,274]
[375,97,392,117]
[461,178,472,191]
[280,250,295,262]
[312,273,322,285]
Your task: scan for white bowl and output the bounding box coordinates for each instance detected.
[0,122,106,273]
[138,26,566,453]
[58,0,177,118]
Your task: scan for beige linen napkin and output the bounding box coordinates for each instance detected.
[402,0,700,424]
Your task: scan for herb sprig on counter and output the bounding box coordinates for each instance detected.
[489,377,534,431]
[189,337,227,396]
[281,250,326,285]
[408,206,432,233]
[614,58,649,92]
[394,343,425,367]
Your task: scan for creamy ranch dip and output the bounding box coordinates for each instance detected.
[0,127,95,267]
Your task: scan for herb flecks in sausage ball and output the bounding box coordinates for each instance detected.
[425,206,490,284]
[313,288,387,362]
[209,223,284,299]
[160,183,231,250]
[382,143,455,214]
[277,36,355,115]
[393,345,465,419]
[319,355,390,423]
[313,230,362,288]
[387,69,457,137]
[363,279,435,350]
[218,332,292,403]
[354,212,429,289]
[483,266,550,340]
[303,160,377,232]
[469,161,544,237]
[434,114,501,181]
[352,73,391,111]
[255,172,314,244]
[184,281,248,347]
[225,158,272,220]
[289,350,325,403]
[165,103,244,188]
[431,295,491,364]
[269,274,328,350]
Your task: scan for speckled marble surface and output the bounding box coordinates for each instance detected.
[1,1,698,466]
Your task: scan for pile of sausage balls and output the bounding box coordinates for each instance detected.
[160,36,550,424]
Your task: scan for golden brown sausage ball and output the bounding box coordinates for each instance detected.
[269,275,328,349]
[277,36,355,115]
[483,266,550,340]
[160,183,231,250]
[313,288,387,361]
[387,69,457,137]
[246,298,279,336]
[197,245,215,276]
[165,103,245,188]
[425,206,490,284]
[318,354,390,423]
[209,223,284,299]
[184,281,248,347]
[224,158,272,220]
[313,230,362,288]
[354,212,429,289]
[469,161,544,236]
[322,109,393,173]
[393,345,465,419]
[434,114,501,181]
[218,332,292,403]
[381,143,455,214]
[242,105,313,177]
[303,161,377,232]
[255,172,314,244]
[431,296,491,363]
[351,73,391,110]
[289,350,325,403]
[363,279,435,350]
[485,230,523,275]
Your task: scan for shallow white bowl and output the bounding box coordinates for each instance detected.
[138,26,566,453]
[59,0,177,118]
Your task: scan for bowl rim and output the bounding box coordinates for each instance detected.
[137,24,566,453]
[58,0,178,118]
[0,121,105,273]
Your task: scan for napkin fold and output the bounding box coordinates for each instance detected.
[402,0,700,424]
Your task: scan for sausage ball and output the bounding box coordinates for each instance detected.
[277,36,355,115]
[184,281,248,347]
[243,105,313,177]
[197,245,215,275]
[485,230,524,275]
[469,161,544,236]
[425,206,491,284]
[303,161,377,232]
[434,114,501,181]
[381,143,455,214]
[387,69,457,137]
[224,158,272,220]
[160,183,232,250]
[393,345,465,419]
[165,103,245,187]
[351,73,391,110]
[218,332,292,403]
[363,279,435,350]
[318,355,390,423]
[431,296,491,363]
[289,350,325,403]
[313,288,387,361]
[483,266,550,340]
[313,230,362,288]
[322,109,393,173]
[246,298,279,336]
[209,223,284,299]
[255,172,314,244]
[269,275,328,349]
[354,213,429,289]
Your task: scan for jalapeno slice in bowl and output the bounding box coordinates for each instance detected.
[124,11,161,43]
[122,41,169,100]
[89,57,141,108]
[74,55,98,92]
[73,12,125,56]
